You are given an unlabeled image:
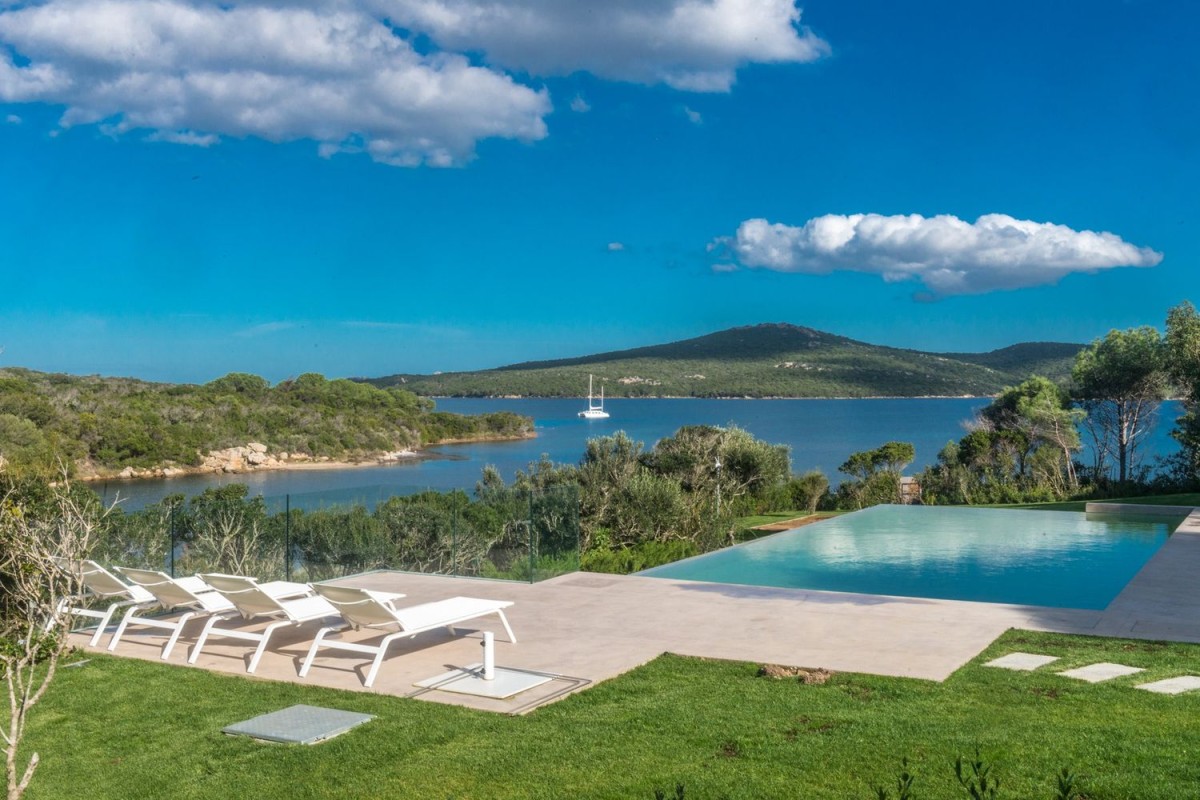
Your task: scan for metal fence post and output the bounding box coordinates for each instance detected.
[169,501,176,577]
[528,489,536,583]
[285,494,291,582]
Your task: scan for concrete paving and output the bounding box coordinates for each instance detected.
[1135,676,1200,695]
[983,652,1060,671]
[1058,662,1145,683]
[71,505,1200,714]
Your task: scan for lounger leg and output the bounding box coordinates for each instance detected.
[160,611,197,660]
[299,626,335,678]
[188,614,226,664]
[246,621,290,674]
[89,603,120,647]
[364,633,404,689]
[107,605,144,652]
[496,609,517,644]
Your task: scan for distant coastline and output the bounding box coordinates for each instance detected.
[79,431,537,483]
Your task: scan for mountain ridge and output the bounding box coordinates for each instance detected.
[363,323,1084,399]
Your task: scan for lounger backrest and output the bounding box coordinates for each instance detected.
[311,584,401,629]
[79,559,138,599]
[199,573,285,618]
[115,567,202,609]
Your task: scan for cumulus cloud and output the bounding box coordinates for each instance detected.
[569,94,590,113]
[0,0,550,165]
[377,0,829,92]
[683,106,703,124]
[718,213,1163,297]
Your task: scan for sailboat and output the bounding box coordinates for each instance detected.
[578,374,610,419]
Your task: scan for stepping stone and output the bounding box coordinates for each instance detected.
[984,652,1060,671]
[1135,676,1200,695]
[1058,662,1145,683]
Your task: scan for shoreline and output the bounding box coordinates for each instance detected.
[431,394,994,400]
[79,431,537,484]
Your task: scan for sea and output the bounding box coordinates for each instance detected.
[100,398,1183,512]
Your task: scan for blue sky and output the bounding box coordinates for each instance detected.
[1,0,1195,383]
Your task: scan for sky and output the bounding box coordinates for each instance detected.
[1,0,1196,384]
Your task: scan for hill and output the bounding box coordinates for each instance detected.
[364,323,1083,398]
[0,369,532,479]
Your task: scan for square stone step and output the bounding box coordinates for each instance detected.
[1058,662,1145,683]
[1135,676,1200,695]
[983,652,1060,671]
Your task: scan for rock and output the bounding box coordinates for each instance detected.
[247,442,268,454]
[119,467,135,479]
[246,451,267,466]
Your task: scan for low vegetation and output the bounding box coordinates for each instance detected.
[0,370,531,478]
[20,630,1200,799]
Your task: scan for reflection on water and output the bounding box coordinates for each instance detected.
[640,505,1175,610]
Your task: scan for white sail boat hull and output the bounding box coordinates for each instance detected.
[578,375,610,419]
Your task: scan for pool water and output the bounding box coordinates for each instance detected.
[638,504,1177,610]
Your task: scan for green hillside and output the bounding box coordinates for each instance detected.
[0,369,531,478]
[364,323,1083,398]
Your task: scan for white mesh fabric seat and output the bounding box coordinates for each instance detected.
[187,573,338,673]
[107,568,311,660]
[299,584,515,688]
[51,557,156,646]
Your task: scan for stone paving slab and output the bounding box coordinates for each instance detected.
[1135,676,1200,695]
[1058,662,1145,683]
[984,652,1060,671]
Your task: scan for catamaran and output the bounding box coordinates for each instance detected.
[578,374,610,419]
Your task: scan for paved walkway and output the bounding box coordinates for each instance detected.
[73,506,1200,714]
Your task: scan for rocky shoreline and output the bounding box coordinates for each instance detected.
[81,442,420,482]
[78,431,537,482]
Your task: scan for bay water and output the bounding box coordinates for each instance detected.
[102,397,1182,511]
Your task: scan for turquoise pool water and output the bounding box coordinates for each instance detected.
[638,505,1177,609]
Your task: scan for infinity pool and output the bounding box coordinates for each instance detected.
[638,504,1178,609]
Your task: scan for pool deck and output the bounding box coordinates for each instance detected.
[71,506,1200,714]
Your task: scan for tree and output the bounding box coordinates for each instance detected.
[1072,328,1168,484]
[984,376,1084,490]
[1,473,102,800]
[1165,301,1200,486]
[836,441,915,509]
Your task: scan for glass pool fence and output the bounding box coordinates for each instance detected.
[89,483,580,584]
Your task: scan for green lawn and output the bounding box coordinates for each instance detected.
[1004,493,1200,512]
[24,630,1200,799]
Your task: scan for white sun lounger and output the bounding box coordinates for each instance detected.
[107,568,311,660]
[50,557,156,646]
[187,573,344,673]
[299,584,515,688]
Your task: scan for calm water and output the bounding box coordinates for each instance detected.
[638,504,1177,609]
[102,398,1182,511]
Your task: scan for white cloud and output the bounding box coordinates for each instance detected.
[569,94,590,113]
[720,213,1163,297]
[0,0,550,166]
[377,0,829,92]
[607,241,626,252]
[683,106,702,124]
[4,113,19,123]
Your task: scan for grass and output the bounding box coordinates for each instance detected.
[23,630,1200,799]
[1004,493,1200,512]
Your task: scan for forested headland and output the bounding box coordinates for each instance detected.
[365,323,1085,398]
[0,370,532,480]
